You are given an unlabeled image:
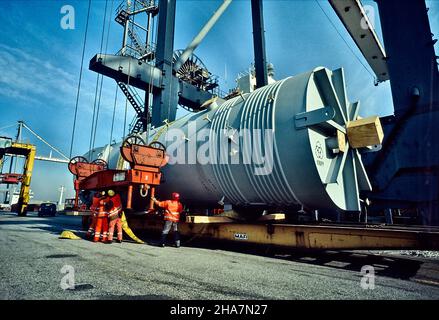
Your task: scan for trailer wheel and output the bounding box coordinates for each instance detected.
[148,141,166,151]
[122,135,146,147]
[91,158,108,170]
[68,156,89,174]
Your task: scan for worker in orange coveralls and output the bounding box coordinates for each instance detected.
[152,192,183,248]
[106,189,123,244]
[93,191,110,243]
[86,192,100,239]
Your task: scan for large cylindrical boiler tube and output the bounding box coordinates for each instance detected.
[143,67,372,212]
[97,67,373,212]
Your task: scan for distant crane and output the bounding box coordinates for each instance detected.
[0,121,70,215]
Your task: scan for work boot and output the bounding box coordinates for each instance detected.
[174,232,180,248]
[160,234,166,247]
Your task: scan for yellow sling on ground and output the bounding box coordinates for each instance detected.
[59,230,81,240]
[121,211,144,244]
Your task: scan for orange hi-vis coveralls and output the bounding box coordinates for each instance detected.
[156,199,183,247]
[93,198,109,242]
[107,194,123,242]
[86,195,100,239]
[156,200,183,222]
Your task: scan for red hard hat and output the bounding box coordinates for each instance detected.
[172,192,180,200]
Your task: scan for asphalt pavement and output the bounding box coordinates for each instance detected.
[1,212,439,300]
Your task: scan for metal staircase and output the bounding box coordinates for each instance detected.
[115,0,158,23]
[127,28,145,54]
[127,28,155,61]
[115,7,129,25]
[117,82,150,134]
[115,1,158,60]
[112,1,158,133]
[129,116,145,134]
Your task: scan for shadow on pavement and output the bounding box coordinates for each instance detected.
[173,237,430,281]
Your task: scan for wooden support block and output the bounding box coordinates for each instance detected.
[337,130,346,153]
[185,215,235,224]
[325,130,346,154]
[347,116,384,148]
[257,213,286,222]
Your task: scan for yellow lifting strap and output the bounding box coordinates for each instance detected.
[151,119,175,143]
[121,211,144,244]
[59,230,81,240]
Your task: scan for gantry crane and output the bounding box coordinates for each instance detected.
[87,0,439,225]
[0,136,35,216]
[64,0,439,251]
[0,121,70,216]
[329,0,439,224]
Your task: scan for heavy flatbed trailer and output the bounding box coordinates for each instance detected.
[130,215,439,250]
[65,210,439,250]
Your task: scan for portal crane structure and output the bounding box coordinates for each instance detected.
[85,0,439,225]
[63,0,439,251]
[0,137,35,216]
[90,0,228,133]
[329,0,439,224]
[0,121,69,215]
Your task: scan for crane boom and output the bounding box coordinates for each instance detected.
[329,0,389,82]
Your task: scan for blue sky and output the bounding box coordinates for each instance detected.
[0,0,438,202]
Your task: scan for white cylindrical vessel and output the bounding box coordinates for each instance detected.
[90,67,370,212]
